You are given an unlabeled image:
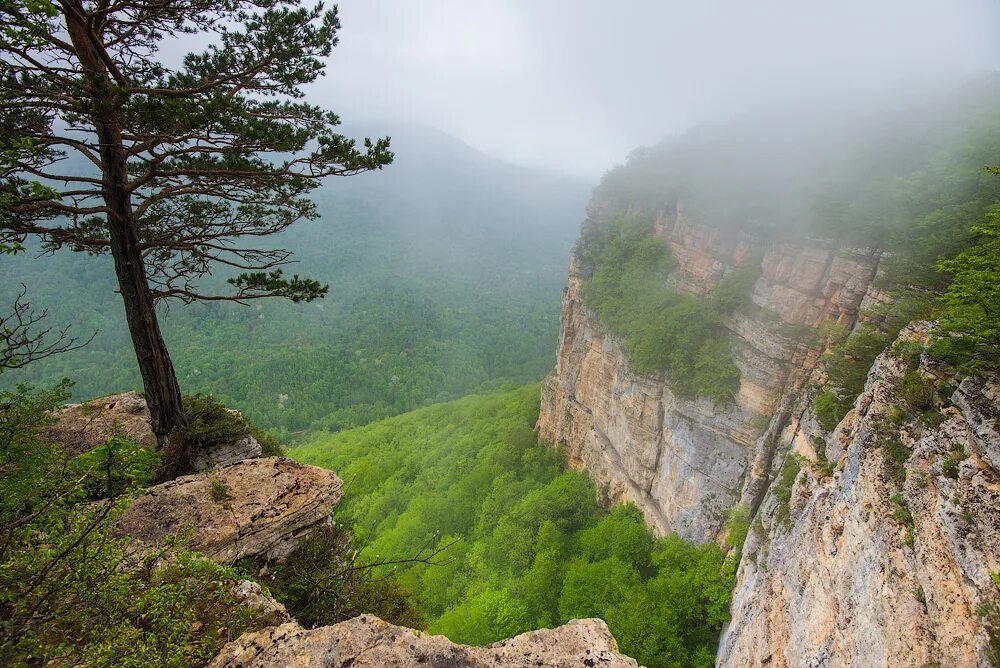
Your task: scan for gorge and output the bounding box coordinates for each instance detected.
[536,92,1000,666]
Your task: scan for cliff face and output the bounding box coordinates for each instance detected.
[717,323,1000,668]
[537,200,881,542]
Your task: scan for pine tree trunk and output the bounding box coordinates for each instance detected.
[65,7,190,479]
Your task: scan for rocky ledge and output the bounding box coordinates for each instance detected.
[117,456,344,562]
[46,390,263,469]
[210,616,638,668]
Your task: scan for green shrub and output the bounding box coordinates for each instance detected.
[210,477,230,502]
[919,410,945,428]
[250,425,286,457]
[0,385,280,667]
[773,454,802,528]
[892,341,924,371]
[176,394,285,460]
[814,326,897,430]
[176,394,250,451]
[724,505,752,554]
[890,494,914,526]
[898,371,935,412]
[711,260,762,314]
[248,523,426,631]
[813,390,850,431]
[70,430,160,500]
[879,432,910,485]
[942,445,965,479]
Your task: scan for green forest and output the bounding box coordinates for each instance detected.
[291,385,735,668]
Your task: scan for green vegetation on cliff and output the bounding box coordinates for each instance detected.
[292,385,735,668]
[577,218,744,402]
[934,169,1000,370]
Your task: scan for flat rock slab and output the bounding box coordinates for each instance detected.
[46,391,156,455]
[117,457,343,563]
[210,616,639,668]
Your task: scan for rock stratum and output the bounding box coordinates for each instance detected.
[117,456,344,563]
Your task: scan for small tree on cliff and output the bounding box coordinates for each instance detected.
[0,0,392,477]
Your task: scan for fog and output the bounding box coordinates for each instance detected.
[304,1,1000,177]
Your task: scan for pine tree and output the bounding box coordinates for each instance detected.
[0,0,392,477]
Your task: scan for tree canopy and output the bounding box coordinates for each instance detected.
[0,0,391,474]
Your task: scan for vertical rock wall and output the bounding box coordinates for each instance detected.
[717,323,1000,668]
[537,200,882,542]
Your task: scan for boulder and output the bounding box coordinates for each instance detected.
[46,390,156,455]
[231,580,292,624]
[117,457,343,563]
[209,616,639,668]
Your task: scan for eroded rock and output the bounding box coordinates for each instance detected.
[117,457,343,563]
[209,616,638,668]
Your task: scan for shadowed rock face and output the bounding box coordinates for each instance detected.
[117,457,344,563]
[538,200,882,542]
[718,323,1000,668]
[209,616,639,668]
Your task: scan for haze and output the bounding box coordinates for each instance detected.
[306,0,1000,177]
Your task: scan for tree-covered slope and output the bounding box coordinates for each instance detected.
[0,126,588,437]
[291,385,735,668]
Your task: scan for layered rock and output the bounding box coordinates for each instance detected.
[717,324,1000,667]
[538,200,881,542]
[210,616,638,668]
[117,456,344,563]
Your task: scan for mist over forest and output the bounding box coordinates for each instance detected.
[2,2,999,667]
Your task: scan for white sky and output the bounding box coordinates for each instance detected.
[300,1,999,177]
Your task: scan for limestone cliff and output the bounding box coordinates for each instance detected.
[538,200,882,542]
[717,323,1000,667]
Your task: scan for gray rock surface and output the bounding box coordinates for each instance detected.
[210,616,638,668]
[194,434,263,471]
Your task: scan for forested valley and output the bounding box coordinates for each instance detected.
[3,1,1000,666]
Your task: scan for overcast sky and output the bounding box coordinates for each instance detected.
[305,1,1000,177]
